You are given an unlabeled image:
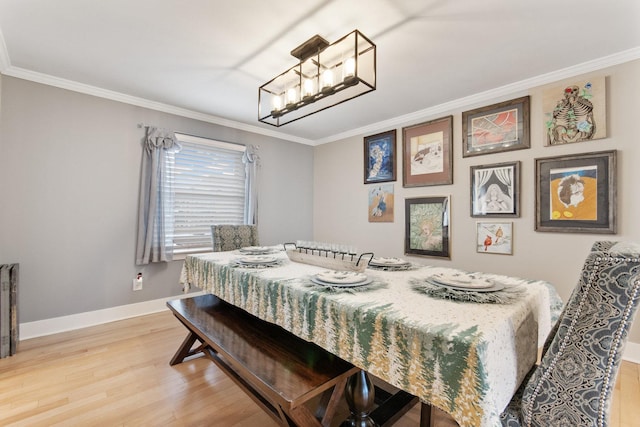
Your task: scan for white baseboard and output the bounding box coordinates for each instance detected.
[18,294,640,364]
[19,291,204,340]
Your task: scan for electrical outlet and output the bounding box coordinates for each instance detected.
[133,274,143,291]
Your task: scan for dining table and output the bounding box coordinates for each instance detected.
[179,247,563,427]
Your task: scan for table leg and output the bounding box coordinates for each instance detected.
[340,370,377,427]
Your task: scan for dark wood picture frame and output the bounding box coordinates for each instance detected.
[535,150,616,233]
[470,161,520,218]
[462,96,530,157]
[402,116,453,187]
[405,196,450,258]
[364,129,397,184]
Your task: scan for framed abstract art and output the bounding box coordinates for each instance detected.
[470,161,520,218]
[476,222,513,255]
[368,183,394,223]
[364,130,396,184]
[462,96,530,157]
[402,116,453,187]
[535,150,616,233]
[405,196,450,258]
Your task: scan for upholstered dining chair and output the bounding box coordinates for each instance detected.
[210,224,259,252]
[500,241,640,427]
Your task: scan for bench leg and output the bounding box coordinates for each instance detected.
[170,331,207,366]
[420,403,432,427]
[288,405,323,427]
[315,375,350,427]
[370,389,418,427]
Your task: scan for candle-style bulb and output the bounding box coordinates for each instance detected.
[344,57,355,77]
[321,69,334,94]
[286,87,297,106]
[302,78,314,99]
[271,94,283,117]
[343,57,357,86]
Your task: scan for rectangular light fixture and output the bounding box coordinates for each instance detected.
[258,30,376,127]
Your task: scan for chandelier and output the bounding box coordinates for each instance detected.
[258,30,376,127]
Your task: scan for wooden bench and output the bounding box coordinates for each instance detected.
[167,294,418,427]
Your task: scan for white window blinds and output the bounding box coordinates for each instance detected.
[169,134,247,254]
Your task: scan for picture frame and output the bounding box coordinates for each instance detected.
[535,150,616,233]
[402,116,453,187]
[543,76,606,146]
[470,161,520,217]
[368,183,394,223]
[476,222,513,255]
[364,129,396,184]
[462,96,530,157]
[405,196,450,258]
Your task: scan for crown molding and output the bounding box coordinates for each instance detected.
[2,43,639,146]
[1,65,316,146]
[316,46,640,145]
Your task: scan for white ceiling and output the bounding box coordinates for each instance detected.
[1,0,639,145]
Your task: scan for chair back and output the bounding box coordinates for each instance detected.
[521,241,640,426]
[210,224,259,252]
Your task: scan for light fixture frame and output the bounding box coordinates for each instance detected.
[258,29,376,127]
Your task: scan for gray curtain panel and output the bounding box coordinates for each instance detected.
[135,127,179,265]
[243,145,259,225]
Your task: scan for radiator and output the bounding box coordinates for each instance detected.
[0,263,18,358]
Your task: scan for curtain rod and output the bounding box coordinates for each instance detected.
[137,122,166,130]
[136,123,250,149]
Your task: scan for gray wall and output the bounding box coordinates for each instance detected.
[0,76,313,322]
[313,59,640,345]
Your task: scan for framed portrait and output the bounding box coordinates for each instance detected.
[535,150,616,233]
[402,116,453,187]
[462,96,530,157]
[476,222,513,255]
[405,196,450,258]
[364,130,396,184]
[470,161,520,217]
[368,183,394,223]
[543,76,606,146]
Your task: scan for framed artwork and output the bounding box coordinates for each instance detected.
[462,96,530,157]
[402,116,453,187]
[476,222,513,255]
[368,183,394,223]
[364,130,396,184]
[470,161,520,217]
[405,196,450,258]
[543,76,606,146]
[535,150,616,233]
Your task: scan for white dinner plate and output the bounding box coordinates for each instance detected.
[311,276,373,288]
[426,279,505,293]
[369,257,411,267]
[239,246,273,254]
[429,272,494,289]
[236,255,277,264]
[315,270,367,284]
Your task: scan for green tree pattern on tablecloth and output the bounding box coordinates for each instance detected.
[451,343,486,426]
[180,252,561,427]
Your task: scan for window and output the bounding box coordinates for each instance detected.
[168,133,247,255]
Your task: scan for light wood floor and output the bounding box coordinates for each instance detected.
[0,310,638,427]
